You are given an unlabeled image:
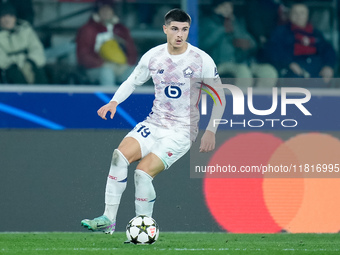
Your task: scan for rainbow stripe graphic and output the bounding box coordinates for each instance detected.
[199,82,223,106]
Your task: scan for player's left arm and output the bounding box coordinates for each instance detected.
[199,57,226,153]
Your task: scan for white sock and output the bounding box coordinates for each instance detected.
[134,169,156,217]
[103,149,129,222]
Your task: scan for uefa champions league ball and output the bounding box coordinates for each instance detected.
[126,215,159,245]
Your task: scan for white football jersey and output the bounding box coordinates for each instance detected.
[112,43,221,140]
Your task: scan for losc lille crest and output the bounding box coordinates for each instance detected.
[183,67,194,78]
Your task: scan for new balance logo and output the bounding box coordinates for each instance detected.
[214,67,219,77]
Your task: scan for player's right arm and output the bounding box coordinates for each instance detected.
[96,49,153,120]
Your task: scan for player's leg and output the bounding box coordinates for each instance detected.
[81,137,141,234]
[136,152,165,178]
[134,129,191,217]
[134,153,165,217]
[103,137,141,220]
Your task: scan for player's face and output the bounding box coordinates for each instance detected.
[163,21,190,53]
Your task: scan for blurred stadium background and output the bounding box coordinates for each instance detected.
[1,0,340,234]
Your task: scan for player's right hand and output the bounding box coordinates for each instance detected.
[97,101,118,120]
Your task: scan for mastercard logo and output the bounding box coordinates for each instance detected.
[203,132,340,233]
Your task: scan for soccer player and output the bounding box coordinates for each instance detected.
[81,8,225,234]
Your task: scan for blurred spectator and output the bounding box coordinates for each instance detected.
[152,5,177,28]
[200,0,277,88]
[264,3,336,85]
[245,0,288,48]
[0,0,34,25]
[0,2,47,84]
[76,0,137,86]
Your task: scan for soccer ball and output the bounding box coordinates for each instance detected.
[126,215,159,245]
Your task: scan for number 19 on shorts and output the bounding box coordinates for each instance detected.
[136,125,151,138]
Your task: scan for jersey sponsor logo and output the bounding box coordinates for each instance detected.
[183,67,194,78]
[164,85,182,99]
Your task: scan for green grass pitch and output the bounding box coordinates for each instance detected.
[0,232,339,255]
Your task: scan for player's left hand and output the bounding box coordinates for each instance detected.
[199,130,216,153]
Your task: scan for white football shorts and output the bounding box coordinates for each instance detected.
[125,120,191,169]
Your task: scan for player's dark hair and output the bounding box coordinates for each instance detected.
[164,8,191,26]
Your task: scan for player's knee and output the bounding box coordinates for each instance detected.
[111,149,129,167]
[134,169,156,199]
[134,169,153,184]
